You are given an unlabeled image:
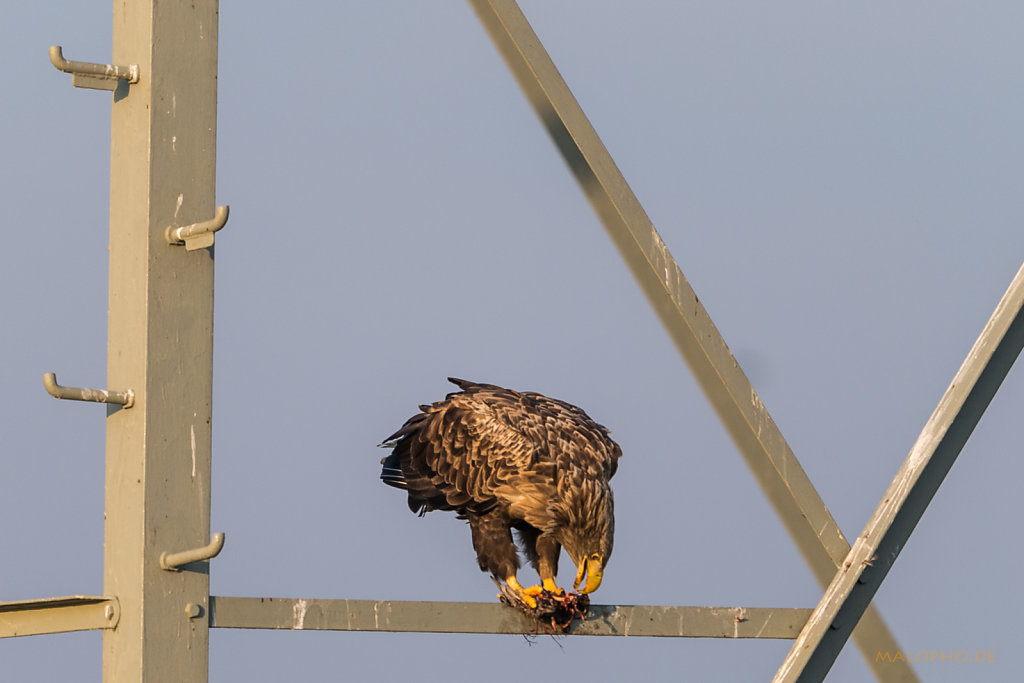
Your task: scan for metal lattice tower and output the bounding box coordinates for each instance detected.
[3,2,1022,682]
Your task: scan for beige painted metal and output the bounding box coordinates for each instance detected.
[43,371,135,407]
[774,262,1024,682]
[467,2,914,680]
[0,597,119,639]
[210,597,811,639]
[49,45,139,91]
[160,533,226,571]
[101,1,220,681]
[166,205,230,251]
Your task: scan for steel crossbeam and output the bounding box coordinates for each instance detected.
[209,597,811,639]
[0,597,120,639]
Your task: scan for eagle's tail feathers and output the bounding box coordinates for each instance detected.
[380,467,407,489]
[380,448,408,489]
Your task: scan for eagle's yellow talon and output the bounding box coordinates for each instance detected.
[542,578,564,595]
[506,576,539,609]
[515,591,538,609]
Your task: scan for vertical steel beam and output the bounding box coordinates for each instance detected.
[467,2,915,680]
[774,262,1024,683]
[104,2,219,681]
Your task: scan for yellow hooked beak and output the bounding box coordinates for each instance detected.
[573,553,604,594]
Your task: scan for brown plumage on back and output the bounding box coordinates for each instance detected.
[380,378,621,606]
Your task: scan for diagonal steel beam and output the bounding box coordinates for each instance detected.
[209,597,811,638]
[468,1,916,680]
[774,262,1024,682]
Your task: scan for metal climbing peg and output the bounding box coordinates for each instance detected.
[166,205,230,251]
[43,372,135,409]
[160,533,226,571]
[49,45,139,91]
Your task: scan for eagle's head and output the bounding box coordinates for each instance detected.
[549,477,615,594]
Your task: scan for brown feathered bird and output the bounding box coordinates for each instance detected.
[380,378,621,607]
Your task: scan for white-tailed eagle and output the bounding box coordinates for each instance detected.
[380,378,621,608]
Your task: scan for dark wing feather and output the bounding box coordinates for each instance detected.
[380,380,547,517]
[380,379,621,530]
[510,390,620,483]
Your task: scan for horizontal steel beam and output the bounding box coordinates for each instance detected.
[774,262,1024,682]
[209,597,811,639]
[0,596,120,638]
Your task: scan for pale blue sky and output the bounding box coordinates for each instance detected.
[3,2,1023,681]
